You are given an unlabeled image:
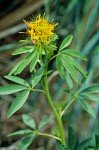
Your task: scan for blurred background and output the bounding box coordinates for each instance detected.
[0,0,99,149]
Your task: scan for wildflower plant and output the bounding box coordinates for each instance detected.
[0,15,99,150]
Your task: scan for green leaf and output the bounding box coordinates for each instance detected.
[78,99,96,118]
[79,93,99,101]
[78,70,93,93]
[22,114,36,129]
[18,133,36,150]
[45,70,53,76]
[68,125,76,149]
[38,115,52,129]
[62,49,87,60]
[7,90,30,118]
[80,85,99,93]
[95,134,99,148]
[14,52,35,75]
[0,84,28,95]
[81,70,93,85]
[7,129,33,137]
[12,46,34,55]
[9,61,22,75]
[4,75,30,87]
[77,138,92,149]
[30,50,39,72]
[9,53,34,75]
[50,34,58,42]
[65,71,73,89]
[66,56,86,77]
[59,35,73,51]
[56,56,65,79]
[31,67,44,87]
[61,54,78,82]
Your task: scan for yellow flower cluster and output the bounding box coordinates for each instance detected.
[25,15,57,46]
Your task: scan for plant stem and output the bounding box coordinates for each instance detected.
[61,98,75,116]
[37,132,61,141]
[30,88,46,94]
[44,75,67,147]
[49,53,60,63]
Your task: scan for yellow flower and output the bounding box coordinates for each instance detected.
[24,15,57,46]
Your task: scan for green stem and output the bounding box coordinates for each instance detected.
[44,75,66,147]
[43,50,66,147]
[37,132,61,141]
[30,88,46,94]
[61,98,75,116]
[49,53,60,63]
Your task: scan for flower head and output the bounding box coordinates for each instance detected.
[24,15,57,46]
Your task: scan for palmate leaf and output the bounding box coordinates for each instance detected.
[31,67,44,87]
[7,90,30,118]
[0,84,28,95]
[56,55,65,79]
[79,93,99,102]
[61,49,87,60]
[4,75,30,87]
[65,72,73,89]
[18,133,36,150]
[9,52,37,75]
[12,46,34,55]
[30,50,39,72]
[7,129,33,137]
[38,115,52,129]
[61,54,78,82]
[78,98,96,118]
[81,70,93,85]
[80,85,99,93]
[22,114,36,129]
[66,55,86,77]
[59,35,73,51]
[78,70,93,93]
[15,52,35,75]
[9,61,22,75]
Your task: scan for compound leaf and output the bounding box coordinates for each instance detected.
[7,90,30,118]
[22,114,36,129]
[4,75,30,87]
[0,84,28,95]
[12,46,34,55]
[59,35,73,51]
